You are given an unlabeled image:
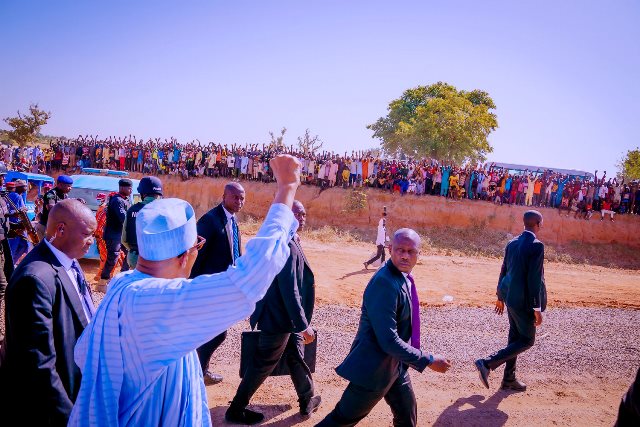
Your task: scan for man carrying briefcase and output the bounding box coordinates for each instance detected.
[226,200,321,424]
[239,328,317,378]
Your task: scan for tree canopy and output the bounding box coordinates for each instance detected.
[367,82,497,163]
[3,104,51,147]
[617,148,640,181]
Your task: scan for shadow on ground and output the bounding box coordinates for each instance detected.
[211,403,304,426]
[432,390,517,427]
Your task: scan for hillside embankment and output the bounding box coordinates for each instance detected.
[156,175,640,249]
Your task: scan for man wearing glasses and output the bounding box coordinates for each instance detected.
[69,155,301,427]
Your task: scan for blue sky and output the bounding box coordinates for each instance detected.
[1,0,638,175]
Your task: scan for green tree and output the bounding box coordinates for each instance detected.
[367,82,497,163]
[297,128,323,154]
[3,104,51,147]
[617,148,640,180]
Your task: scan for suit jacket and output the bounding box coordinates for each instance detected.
[190,203,242,277]
[336,260,431,391]
[497,231,547,312]
[0,241,89,426]
[250,238,315,333]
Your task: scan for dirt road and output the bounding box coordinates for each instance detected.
[74,237,640,426]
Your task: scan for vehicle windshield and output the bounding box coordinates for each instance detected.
[68,188,140,211]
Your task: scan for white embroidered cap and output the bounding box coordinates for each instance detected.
[136,198,197,261]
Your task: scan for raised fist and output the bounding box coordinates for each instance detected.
[270,154,301,187]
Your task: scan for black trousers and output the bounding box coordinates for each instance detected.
[197,331,227,373]
[365,244,385,267]
[485,306,536,381]
[0,239,14,321]
[230,331,314,409]
[317,368,416,427]
[616,367,640,426]
[425,178,433,195]
[101,239,129,279]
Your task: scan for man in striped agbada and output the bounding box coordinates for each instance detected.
[69,154,301,426]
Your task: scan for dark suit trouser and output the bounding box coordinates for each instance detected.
[231,331,314,409]
[365,244,386,266]
[317,368,416,427]
[616,367,640,426]
[197,331,227,373]
[485,306,536,381]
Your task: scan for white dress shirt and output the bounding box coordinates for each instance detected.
[43,238,91,320]
[375,217,388,246]
[222,205,237,264]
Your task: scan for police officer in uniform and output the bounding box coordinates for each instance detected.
[121,176,163,268]
[0,164,15,342]
[99,178,132,282]
[39,175,73,228]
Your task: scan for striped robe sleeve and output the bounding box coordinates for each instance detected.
[126,203,297,373]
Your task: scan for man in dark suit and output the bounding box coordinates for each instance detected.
[191,182,245,385]
[0,199,97,426]
[318,228,451,427]
[475,210,547,392]
[226,200,321,424]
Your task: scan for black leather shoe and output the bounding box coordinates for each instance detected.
[501,379,527,391]
[474,359,490,389]
[203,371,223,385]
[225,407,265,425]
[300,395,322,416]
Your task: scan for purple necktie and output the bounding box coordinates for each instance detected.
[407,273,421,349]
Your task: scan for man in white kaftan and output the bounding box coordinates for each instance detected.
[69,155,302,426]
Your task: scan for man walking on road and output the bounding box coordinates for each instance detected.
[475,210,547,391]
[318,228,451,426]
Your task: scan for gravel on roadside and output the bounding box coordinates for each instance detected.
[2,294,638,382]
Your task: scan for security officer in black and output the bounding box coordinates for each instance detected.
[39,175,73,227]
[99,178,132,281]
[0,163,15,342]
[121,176,163,268]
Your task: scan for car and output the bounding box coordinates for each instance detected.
[69,174,141,259]
[5,171,55,220]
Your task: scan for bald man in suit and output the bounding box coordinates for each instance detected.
[0,200,96,426]
[317,229,451,427]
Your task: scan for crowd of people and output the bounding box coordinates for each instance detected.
[3,135,639,222]
[0,153,638,426]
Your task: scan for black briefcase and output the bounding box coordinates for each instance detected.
[239,330,317,378]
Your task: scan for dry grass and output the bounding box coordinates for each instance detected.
[241,215,640,270]
[241,216,366,244]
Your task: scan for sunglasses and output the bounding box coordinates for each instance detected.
[192,235,206,251]
[179,236,206,258]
